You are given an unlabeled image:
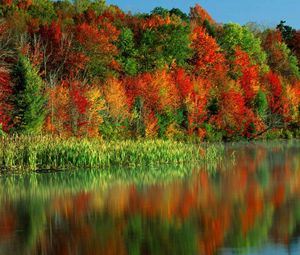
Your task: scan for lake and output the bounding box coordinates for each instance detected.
[0,140,299,255]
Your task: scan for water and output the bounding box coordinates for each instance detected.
[0,141,299,255]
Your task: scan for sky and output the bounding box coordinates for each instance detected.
[106,0,300,29]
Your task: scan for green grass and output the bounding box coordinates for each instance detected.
[0,135,224,171]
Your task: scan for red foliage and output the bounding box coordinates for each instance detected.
[70,82,89,115]
[0,68,13,131]
[27,17,40,34]
[17,0,32,9]
[1,0,13,6]
[289,30,300,63]
[191,26,227,81]
[41,21,62,46]
[234,47,260,103]
[173,68,193,100]
[173,68,211,135]
[142,15,171,29]
[190,4,215,25]
[210,90,247,136]
[76,21,119,58]
[100,6,126,24]
[264,71,283,113]
[76,23,102,51]
[65,52,89,77]
[125,70,180,113]
[263,30,282,49]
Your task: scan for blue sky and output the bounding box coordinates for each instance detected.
[106,0,300,29]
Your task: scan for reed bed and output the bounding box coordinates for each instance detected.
[0,136,224,171]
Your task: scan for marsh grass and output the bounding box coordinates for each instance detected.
[0,136,224,171]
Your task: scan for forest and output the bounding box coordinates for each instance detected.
[0,0,300,141]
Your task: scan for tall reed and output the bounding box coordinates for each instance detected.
[0,135,224,171]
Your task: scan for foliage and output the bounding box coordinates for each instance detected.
[262,29,300,82]
[191,26,227,80]
[0,1,299,140]
[254,90,269,119]
[0,67,13,131]
[13,55,47,134]
[46,80,105,137]
[218,23,269,73]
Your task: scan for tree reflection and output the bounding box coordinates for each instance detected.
[0,141,299,255]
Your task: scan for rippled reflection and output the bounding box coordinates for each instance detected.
[0,141,299,255]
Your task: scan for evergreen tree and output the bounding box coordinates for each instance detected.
[14,55,47,134]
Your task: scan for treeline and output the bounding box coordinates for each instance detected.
[0,0,299,140]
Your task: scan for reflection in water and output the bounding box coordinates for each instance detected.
[0,141,299,255]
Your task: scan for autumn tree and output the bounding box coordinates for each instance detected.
[100,77,130,138]
[190,26,227,81]
[75,19,119,80]
[218,23,269,73]
[233,47,260,104]
[262,30,300,82]
[190,4,215,26]
[46,80,105,137]
[0,21,14,132]
[0,67,13,132]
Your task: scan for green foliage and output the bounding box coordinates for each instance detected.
[89,0,106,15]
[74,0,92,13]
[278,42,300,79]
[169,8,189,22]
[117,28,139,76]
[13,55,47,134]
[99,117,128,140]
[203,19,216,37]
[138,24,192,71]
[0,2,300,141]
[207,98,219,116]
[0,124,7,137]
[29,0,57,23]
[254,90,268,119]
[203,123,224,142]
[130,97,145,137]
[151,7,189,22]
[156,109,185,138]
[277,20,295,43]
[219,23,269,73]
[151,7,169,17]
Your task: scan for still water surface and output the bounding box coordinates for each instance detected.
[0,141,299,255]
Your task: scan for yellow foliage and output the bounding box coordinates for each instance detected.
[152,70,180,112]
[165,122,184,139]
[103,77,129,121]
[286,84,300,122]
[145,112,158,138]
[85,86,106,137]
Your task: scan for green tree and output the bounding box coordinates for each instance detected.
[14,55,47,134]
[117,28,139,76]
[277,20,295,43]
[169,8,189,22]
[218,23,269,73]
[254,90,268,119]
[28,0,57,23]
[138,24,192,72]
[151,7,169,17]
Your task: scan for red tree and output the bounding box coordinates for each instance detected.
[0,67,13,131]
[191,26,227,81]
[233,47,260,103]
